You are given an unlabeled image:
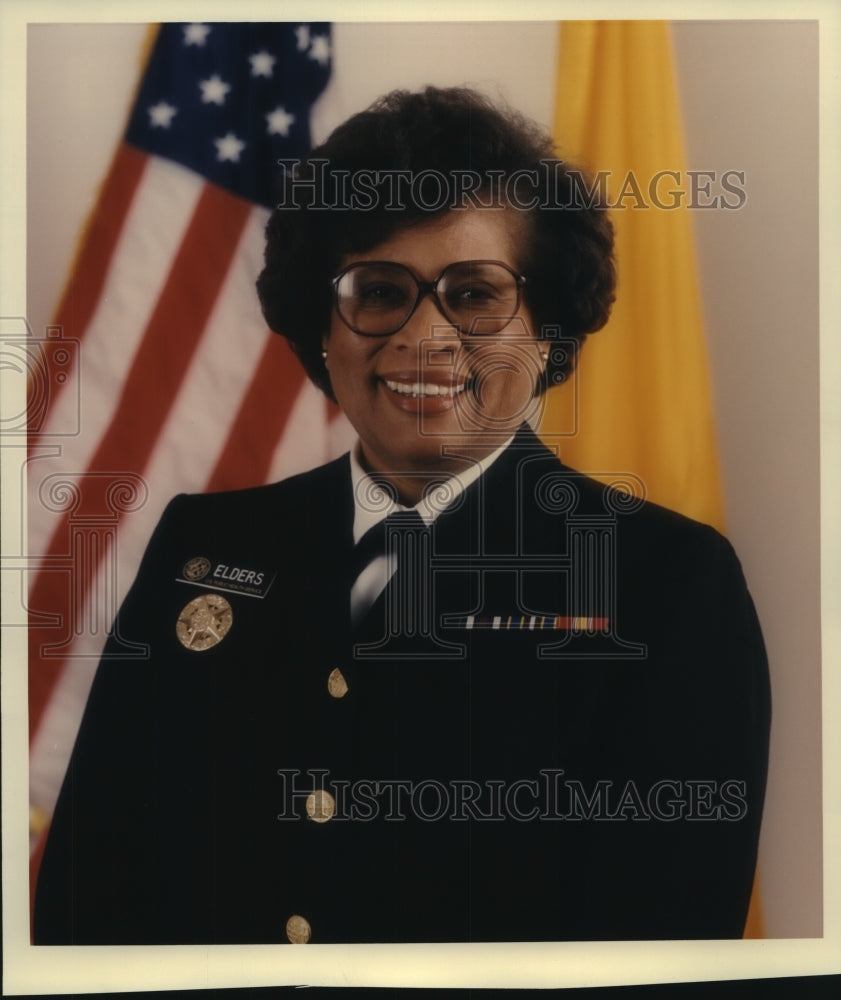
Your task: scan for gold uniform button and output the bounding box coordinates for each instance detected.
[327,667,349,698]
[306,789,336,823]
[286,914,312,944]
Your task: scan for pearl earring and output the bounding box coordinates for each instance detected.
[321,350,328,360]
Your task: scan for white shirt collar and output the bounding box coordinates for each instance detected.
[349,436,514,545]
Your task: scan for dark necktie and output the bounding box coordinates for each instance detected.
[352,510,432,649]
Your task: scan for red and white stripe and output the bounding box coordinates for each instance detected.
[27,146,350,857]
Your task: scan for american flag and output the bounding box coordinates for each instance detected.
[27,22,352,872]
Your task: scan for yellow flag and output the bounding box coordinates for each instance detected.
[545,19,764,939]
[542,21,724,532]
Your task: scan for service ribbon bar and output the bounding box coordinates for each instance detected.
[457,615,610,631]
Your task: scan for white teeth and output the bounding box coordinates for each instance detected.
[384,379,466,398]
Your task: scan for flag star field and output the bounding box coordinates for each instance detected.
[125,22,332,208]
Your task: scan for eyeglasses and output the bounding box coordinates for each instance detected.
[331,260,527,337]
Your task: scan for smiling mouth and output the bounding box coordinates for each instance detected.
[383,379,469,399]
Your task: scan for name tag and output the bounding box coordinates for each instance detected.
[177,556,275,599]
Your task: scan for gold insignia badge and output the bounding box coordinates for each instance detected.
[182,556,211,581]
[176,594,233,651]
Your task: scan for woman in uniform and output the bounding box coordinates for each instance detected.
[34,87,770,944]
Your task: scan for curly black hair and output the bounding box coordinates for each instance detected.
[257,86,616,399]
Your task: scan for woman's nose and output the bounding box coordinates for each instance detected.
[389,292,459,352]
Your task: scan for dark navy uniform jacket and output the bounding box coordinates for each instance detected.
[34,425,770,944]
